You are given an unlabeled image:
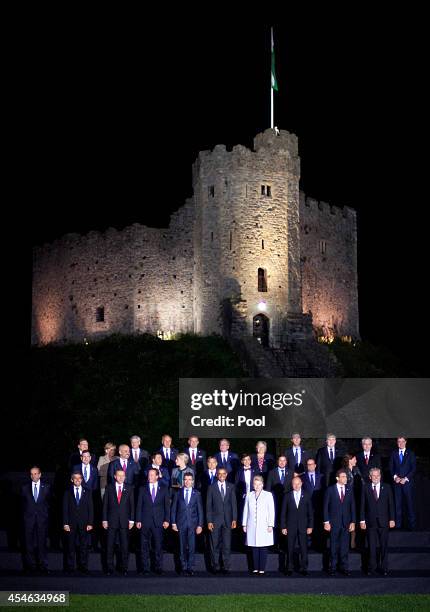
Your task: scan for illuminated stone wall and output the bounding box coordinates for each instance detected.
[31,129,359,346]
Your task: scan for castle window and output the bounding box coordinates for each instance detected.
[261,185,272,197]
[96,307,105,322]
[258,268,268,292]
[211,231,214,242]
[262,240,264,250]
[230,231,232,251]
[319,240,327,255]
[209,185,215,198]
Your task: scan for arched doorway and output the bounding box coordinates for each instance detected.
[253,313,269,347]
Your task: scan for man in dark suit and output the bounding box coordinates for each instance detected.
[141,453,170,487]
[206,467,237,574]
[130,435,149,473]
[388,436,416,530]
[136,468,170,575]
[72,451,99,491]
[158,434,179,475]
[171,473,203,575]
[324,469,356,575]
[316,434,343,487]
[62,472,94,574]
[68,438,97,471]
[235,454,256,523]
[301,457,325,550]
[198,456,218,506]
[214,438,239,483]
[102,468,135,575]
[356,437,381,482]
[184,435,206,477]
[284,433,311,476]
[108,445,140,487]
[21,466,51,574]
[281,476,313,575]
[265,455,293,572]
[360,467,395,576]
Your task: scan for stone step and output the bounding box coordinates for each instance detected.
[2,550,430,572]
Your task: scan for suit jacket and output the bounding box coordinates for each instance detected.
[280,489,314,532]
[356,450,381,481]
[301,470,325,510]
[158,446,179,473]
[250,453,275,477]
[108,458,140,486]
[72,464,99,490]
[323,484,356,528]
[214,451,239,479]
[141,465,170,487]
[130,448,149,471]
[234,468,256,500]
[389,449,416,481]
[206,481,237,527]
[171,488,203,529]
[184,447,207,473]
[265,467,293,499]
[360,482,395,527]
[285,447,311,475]
[63,486,94,528]
[102,483,135,528]
[21,481,51,525]
[316,446,343,486]
[136,483,170,527]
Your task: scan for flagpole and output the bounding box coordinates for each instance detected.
[271,27,274,129]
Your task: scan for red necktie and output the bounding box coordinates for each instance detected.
[365,455,369,465]
[117,486,122,504]
[192,450,196,465]
[373,485,378,501]
[122,461,127,473]
[340,487,345,503]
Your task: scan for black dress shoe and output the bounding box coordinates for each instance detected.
[221,568,230,575]
[383,570,389,576]
[340,569,351,576]
[366,570,376,576]
[301,570,309,576]
[286,570,293,576]
[106,570,113,576]
[187,570,195,576]
[122,570,128,576]
[328,570,336,576]
[39,568,51,575]
[154,568,163,575]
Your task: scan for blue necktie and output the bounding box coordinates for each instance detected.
[33,484,38,502]
[330,449,334,462]
[185,489,190,505]
[84,466,88,482]
[294,449,299,463]
[399,451,404,464]
[210,473,214,484]
[280,470,285,484]
[311,473,315,488]
[75,488,80,504]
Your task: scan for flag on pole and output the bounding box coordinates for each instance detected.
[271,29,278,91]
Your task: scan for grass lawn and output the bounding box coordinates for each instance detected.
[26,594,430,611]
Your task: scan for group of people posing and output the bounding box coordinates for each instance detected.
[21,433,417,577]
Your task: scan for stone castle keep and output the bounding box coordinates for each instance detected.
[32,129,359,348]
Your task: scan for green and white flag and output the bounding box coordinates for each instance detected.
[271,29,278,91]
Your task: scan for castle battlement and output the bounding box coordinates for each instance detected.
[300,193,356,221]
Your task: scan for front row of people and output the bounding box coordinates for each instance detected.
[22,463,395,576]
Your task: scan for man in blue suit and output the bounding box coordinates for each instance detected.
[388,436,416,530]
[171,473,203,575]
[136,468,170,575]
[108,445,140,487]
[324,469,356,576]
[215,439,239,483]
[158,434,179,475]
[73,451,99,490]
[21,466,51,574]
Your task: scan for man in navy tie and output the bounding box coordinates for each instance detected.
[389,436,416,530]
[316,434,342,487]
[302,458,325,551]
[171,473,203,575]
[284,433,311,476]
[21,466,51,574]
[136,468,170,574]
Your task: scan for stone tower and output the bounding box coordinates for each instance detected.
[192,128,305,347]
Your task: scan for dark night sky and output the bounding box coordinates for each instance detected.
[16,13,427,368]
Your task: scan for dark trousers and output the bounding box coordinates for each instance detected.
[287,528,308,570]
[367,526,389,571]
[65,527,90,570]
[209,524,232,570]
[394,482,416,529]
[329,526,350,570]
[23,520,48,570]
[252,546,268,571]
[107,527,129,571]
[178,525,197,571]
[140,525,164,571]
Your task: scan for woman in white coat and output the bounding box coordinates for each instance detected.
[242,475,275,574]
